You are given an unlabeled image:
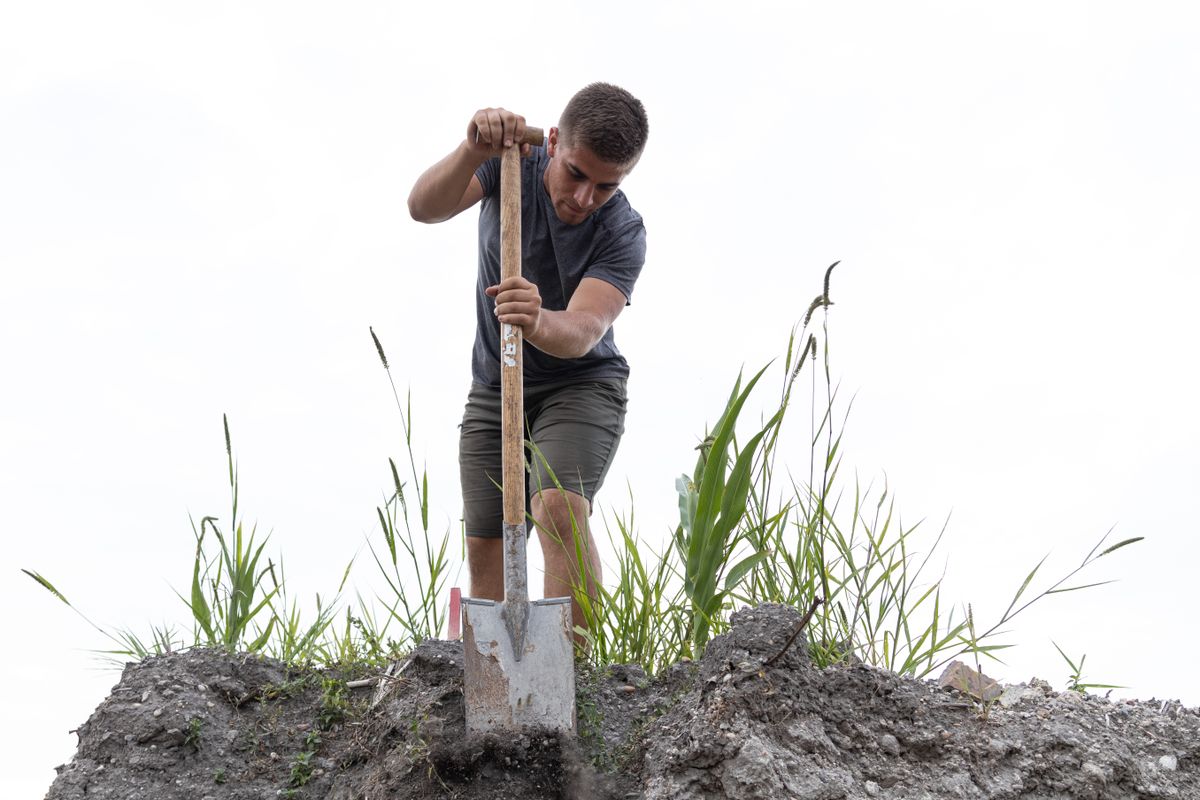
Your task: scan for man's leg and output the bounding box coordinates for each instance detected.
[459,383,507,601]
[466,536,504,601]
[531,488,602,639]
[525,378,626,639]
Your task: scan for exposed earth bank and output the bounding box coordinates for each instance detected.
[46,604,1199,799]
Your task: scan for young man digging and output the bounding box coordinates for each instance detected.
[407,83,649,638]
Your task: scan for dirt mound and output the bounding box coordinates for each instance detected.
[46,604,1199,799]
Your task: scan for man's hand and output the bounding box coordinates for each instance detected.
[487,276,542,337]
[467,108,532,160]
[408,106,532,224]
[488,276,627,360]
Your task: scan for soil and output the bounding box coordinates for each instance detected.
[45,604,1199,799]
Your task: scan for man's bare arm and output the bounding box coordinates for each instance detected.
[488,276,628,360]
[407,141,487,223]
[407,107,529,224]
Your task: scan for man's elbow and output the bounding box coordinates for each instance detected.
[407,195,438,224]
[570,321,609,358]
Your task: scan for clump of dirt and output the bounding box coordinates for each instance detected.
[46,604,1200,799]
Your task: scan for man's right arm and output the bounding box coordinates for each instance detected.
[407,107,528,224]
[407,140,487,223]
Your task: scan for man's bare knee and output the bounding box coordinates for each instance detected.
[531,489,591,537]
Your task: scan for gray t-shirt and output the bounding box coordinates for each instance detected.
[471,145,646,388]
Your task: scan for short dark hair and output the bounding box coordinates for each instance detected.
[559,83,649,168]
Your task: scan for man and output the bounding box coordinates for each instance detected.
[407,83,649,636]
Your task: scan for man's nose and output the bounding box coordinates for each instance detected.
[573,182,596,209]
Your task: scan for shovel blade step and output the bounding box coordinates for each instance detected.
[462,597,576,734]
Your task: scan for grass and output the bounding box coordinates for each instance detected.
[1053,641,1125,694]
[23,263,1141,687]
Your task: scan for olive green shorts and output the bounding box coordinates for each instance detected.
[458,377,627,538]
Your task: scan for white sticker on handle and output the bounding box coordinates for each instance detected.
[502,323,518,368]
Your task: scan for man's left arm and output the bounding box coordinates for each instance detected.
[486,276,627,359]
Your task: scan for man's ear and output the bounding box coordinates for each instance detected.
[547,126,559,157]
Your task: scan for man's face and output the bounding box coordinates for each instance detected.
[542,127,630,225]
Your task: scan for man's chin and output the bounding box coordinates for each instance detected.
[556,205,591,225]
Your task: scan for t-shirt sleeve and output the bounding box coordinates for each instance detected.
[586,214,646,305]
[475,157,501,197]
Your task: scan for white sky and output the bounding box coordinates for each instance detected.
[3,1,1198,794]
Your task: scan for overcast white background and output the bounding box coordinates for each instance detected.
[3,1,1198,795]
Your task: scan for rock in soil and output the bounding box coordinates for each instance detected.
[45,604,1200,799]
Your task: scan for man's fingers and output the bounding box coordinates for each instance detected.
[494,295,540,311]
[489,111,506,149]
[472,111,489,146]
[471,108,528,152]
[487,276,535,293]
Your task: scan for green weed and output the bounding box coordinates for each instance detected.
[366,328,455,649]
[318,675,349,730]
[1053,641,1125,694]
[184,716,203,749]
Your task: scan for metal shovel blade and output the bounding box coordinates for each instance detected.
[462,595,576,734]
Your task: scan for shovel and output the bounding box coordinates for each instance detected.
[461,126,576,734]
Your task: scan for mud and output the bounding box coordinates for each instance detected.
[46,604,1199,799]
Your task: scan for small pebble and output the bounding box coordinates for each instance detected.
[152,708,163,718]
[620,685,637,694]
[270,751,280,760]
[197,684,207,692]
[878,734,900,755]
[1158,755,1178,771]
[141,691,150,703]
[1081,762,1107,784]
[207,701,215,709]
[864,781,880,797]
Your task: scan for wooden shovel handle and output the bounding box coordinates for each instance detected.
[500,143,525,526]
[520,127,545,147]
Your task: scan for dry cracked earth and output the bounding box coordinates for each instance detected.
[45,604,1199,799]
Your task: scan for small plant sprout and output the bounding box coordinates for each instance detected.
[184,716,203,749]
[318,676,349,730]
[1053,641,1125,694]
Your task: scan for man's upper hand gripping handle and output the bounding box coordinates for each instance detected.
[408,108,543,224]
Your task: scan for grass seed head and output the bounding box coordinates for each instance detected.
[803,295,825,328]
[823,260,840,304]
[370,326,389,369]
